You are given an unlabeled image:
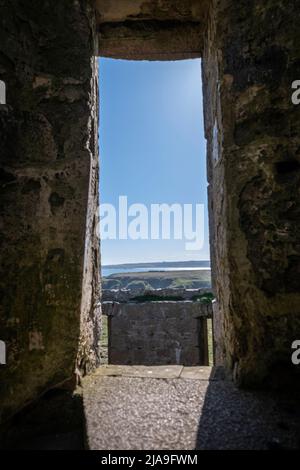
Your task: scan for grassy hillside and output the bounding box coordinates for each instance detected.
[102,269,211,290]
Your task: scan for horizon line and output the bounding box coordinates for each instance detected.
[102,259,211,267]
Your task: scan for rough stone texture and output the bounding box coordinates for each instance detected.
[0,0,100,423]
[103,301,210,366]
[202,0,300,386]
[98,21,203,61]
[96,0,209,59]
[94,364,185,379]
[96,0,207,23]
[83,366,300,450]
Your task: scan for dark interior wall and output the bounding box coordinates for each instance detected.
[0,0,100,423]
[202,0,300,386]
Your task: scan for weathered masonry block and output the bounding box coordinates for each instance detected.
[96,0,209,60]
[103,300,211,366]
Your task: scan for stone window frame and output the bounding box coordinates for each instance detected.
[0,79,6,105]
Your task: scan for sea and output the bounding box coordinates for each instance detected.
[102,266,211,277]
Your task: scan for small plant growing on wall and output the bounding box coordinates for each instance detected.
[191,292,215,304]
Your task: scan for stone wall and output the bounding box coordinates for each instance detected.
[103,301,211,366]
[0,0,100,423]
[96,0,208,60]
[202,0,300,386]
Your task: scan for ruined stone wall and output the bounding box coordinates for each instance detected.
[0,0,100,423]
[103,301,211,366]
[202,0,300,386]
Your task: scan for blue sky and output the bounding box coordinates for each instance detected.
[98,58,210,265]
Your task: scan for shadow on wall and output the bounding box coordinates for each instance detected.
[196,369,300,450]
[0,389,85,450]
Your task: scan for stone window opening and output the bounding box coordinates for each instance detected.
[98,58,214,367]
[0,340,6,365]
[0,80,6,104]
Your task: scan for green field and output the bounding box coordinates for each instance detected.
[102,269,211,290]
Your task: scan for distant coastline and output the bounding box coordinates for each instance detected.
[102,260,211,281]
[102,260,210,270]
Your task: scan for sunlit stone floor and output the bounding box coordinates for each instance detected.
[83,366,300,450]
